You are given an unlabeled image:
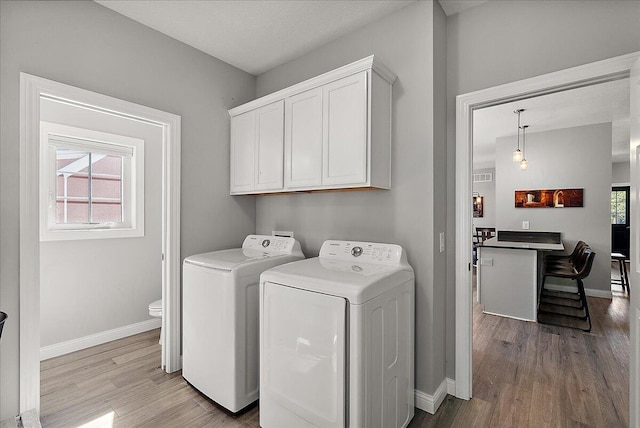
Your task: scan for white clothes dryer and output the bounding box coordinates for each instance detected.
[182,234,304,412]
[260,240,415,428]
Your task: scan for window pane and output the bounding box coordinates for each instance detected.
[55,149,89,224]
[91,155,123,223]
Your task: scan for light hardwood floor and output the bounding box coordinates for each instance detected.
[41,287,629,427]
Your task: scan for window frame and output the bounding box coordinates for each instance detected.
[39,122,145,241]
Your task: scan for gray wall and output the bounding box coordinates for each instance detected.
[445,0,640,379]
[0,0,256,418]
[612,161,630,184]
[472,168,496,228]
[495,124,612,293]
[255,1,449,394]
[39,98,163,347]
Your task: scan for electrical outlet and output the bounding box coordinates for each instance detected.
[522,221,530,230]
[439,232,445,253]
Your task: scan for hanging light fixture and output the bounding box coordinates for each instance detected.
[520,125,529,170]
[512,109,525,162]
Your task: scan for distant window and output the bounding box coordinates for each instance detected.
[40,122,144,241]
[611,188,628,225]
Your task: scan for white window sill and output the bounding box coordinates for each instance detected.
[40,226,144,242]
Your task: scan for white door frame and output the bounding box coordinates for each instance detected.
[19,73,182,413]
[455,51,640,400]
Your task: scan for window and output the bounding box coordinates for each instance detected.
[611,187,629,225]
[40,122,144,241]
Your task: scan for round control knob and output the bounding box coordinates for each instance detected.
[351,246,363,257]
[262,239,270,248]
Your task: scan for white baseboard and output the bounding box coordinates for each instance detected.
[544,283,612,299]
[40,318,161,361]
[415,377,454,415]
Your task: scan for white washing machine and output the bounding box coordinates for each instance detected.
[260,240,415,428]
[182,234,304,412]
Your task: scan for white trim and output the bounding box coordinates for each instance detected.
[544,283,613,299]
[228,55,396,116]
[19,73,182,414]
[455,51,640,401]
[612,182,631,187]
[414,378,449,415]
[40,319,161,361]
[447,377,456,395]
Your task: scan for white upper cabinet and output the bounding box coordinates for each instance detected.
[322,71,368,186]
[285,87,323,189]
[229,56,395,195]
[255,101,284,191]
[230,100,284,194]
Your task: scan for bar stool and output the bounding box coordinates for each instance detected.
[611,252,630,294]
[538,246,595,332]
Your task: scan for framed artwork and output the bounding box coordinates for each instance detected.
[473,195,484,217]
[515,188,583,208]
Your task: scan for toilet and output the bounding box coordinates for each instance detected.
[148,299,162,344]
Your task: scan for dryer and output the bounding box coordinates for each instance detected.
[182,234,304,412]
[260,240,415,428]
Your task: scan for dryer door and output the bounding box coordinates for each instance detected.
[261,282,347,428]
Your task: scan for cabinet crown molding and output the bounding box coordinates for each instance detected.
[229,55,396,117]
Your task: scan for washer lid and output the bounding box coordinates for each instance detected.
[184,248,282,271]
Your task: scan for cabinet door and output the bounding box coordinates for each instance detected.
[230,110,256,193]
[255,101,284,191]
[285,88,323,188]
[322,71,368,186]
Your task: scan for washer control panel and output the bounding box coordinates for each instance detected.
[243,235,296,254]
[319,240,404,266]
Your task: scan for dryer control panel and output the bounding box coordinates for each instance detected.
[243,235,299,254]
[319,240,404,266]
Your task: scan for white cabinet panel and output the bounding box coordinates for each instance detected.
[230,111,255,193]
[255,101,284,191]
[285,88,323,188]
[323,72,368,186]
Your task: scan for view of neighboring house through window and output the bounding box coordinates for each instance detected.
[40,122,145,241]
[56,149,123,224]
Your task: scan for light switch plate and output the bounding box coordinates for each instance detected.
[439,232,445,253]
[522,221,530,230]
[480,258,493,266]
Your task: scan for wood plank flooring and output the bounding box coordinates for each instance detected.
[41,286,630,427]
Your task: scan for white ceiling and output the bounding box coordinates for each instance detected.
[473,78,631,169]
[96,0,416,75]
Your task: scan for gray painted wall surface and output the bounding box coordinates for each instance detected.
[255,1,448,394]
[472,168,496,229]
[495,124,612,292]
[613,161,631,184]
[445,0,640,379]
[39,98,163,347]
[0,1,256,417]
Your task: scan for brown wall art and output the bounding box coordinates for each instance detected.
[515,188,583,208]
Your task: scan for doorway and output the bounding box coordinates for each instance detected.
[19,73,181,413]
[455,52,640,401]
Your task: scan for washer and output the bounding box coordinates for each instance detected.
[260,240,415,428]
[182,234,304,412]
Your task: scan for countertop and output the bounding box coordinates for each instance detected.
[479,237,565,251]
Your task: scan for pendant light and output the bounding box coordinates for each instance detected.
[512,109,525,162]
[520,125,529,170]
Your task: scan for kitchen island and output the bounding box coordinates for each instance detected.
[477,232,564,321]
